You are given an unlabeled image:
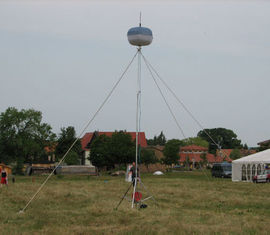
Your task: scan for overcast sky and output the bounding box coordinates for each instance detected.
[0,0,269,147]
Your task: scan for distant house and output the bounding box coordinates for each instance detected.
[44,144,57,162]
[0,163,12,175]
[81,132,95,166]
[80,131,148,166]
[215,149,233,162]
[257,139,270,150]
[140,145,166,173]
[216,149,256,161]
[179,145,225,168]
[146,145,164,161]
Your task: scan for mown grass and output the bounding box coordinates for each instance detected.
[0,171,270,234]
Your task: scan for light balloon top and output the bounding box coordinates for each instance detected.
[127,26,153,47]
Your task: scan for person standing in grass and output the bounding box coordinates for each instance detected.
[130,162,139,187]
[1,167,8,187]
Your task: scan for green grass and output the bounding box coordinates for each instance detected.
[0,171,270,234]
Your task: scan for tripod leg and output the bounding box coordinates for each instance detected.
[139,179,158,205]
[131,177,138,208]
[115,180,134,210]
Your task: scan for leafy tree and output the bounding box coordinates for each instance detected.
[147,137,155,146]
[0,107,56,167]
[197,128,242,154]
[90,134,112,171]
[65,151,80,165]
[110,131,135,165]
[243,143,248,150]
[90,131,136,170]
[163,139,181,166]
[140,148,158,172]
[13,157,24,175]
[55,126,82,164]
[147,131,167,146]
[229,149,241,160]
[156,131,166,145]
[182,137,209,148]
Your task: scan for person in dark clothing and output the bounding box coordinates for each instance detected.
[130,162,139,187]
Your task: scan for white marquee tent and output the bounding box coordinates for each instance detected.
[232,149,270,182]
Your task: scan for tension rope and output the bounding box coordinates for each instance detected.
[19,50,138,213]
[142,54,231,161]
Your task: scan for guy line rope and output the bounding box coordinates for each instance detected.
[142,53,231,161]
[142,52,211,181]
[19,50,138,213]
[20,49,237,213]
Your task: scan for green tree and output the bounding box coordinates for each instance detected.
[147,131,167,146]
[140,148,158,172]
[156,131,166,145]
[55,126,82,164]
[0,107,56,168]
[65,151,80,165]
[197,128,242,154]
[90,134,112,171]
[13,156,24,175]
[229,149,241,160]
[163,139,181,166]
[90,131,136,170]
[110,131,135,165]
[182,137,209,148]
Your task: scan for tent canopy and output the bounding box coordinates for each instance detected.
[232,149,270,182]
[233,149,270,164]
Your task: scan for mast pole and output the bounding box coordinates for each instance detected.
[132,46,141,208]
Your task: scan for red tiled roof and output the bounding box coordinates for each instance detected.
[179,153,230,163]
[179,153,202,162]
[98,132,113,138]
[215,149,233,162]
[128,132,148,148]
[216,149,233,158]
[81,132,94,151]
[216,148,256,162]
[80,131,147,151]
[180,145,208,151]
[98,132,147,147]
[207,154,218,163]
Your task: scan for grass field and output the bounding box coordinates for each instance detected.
[0,171,270,234]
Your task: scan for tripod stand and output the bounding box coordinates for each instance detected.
[115,173,156,210]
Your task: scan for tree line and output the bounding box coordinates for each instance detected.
[0,107,250,174]
[89,131,158,172]
[0,107,81,174]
